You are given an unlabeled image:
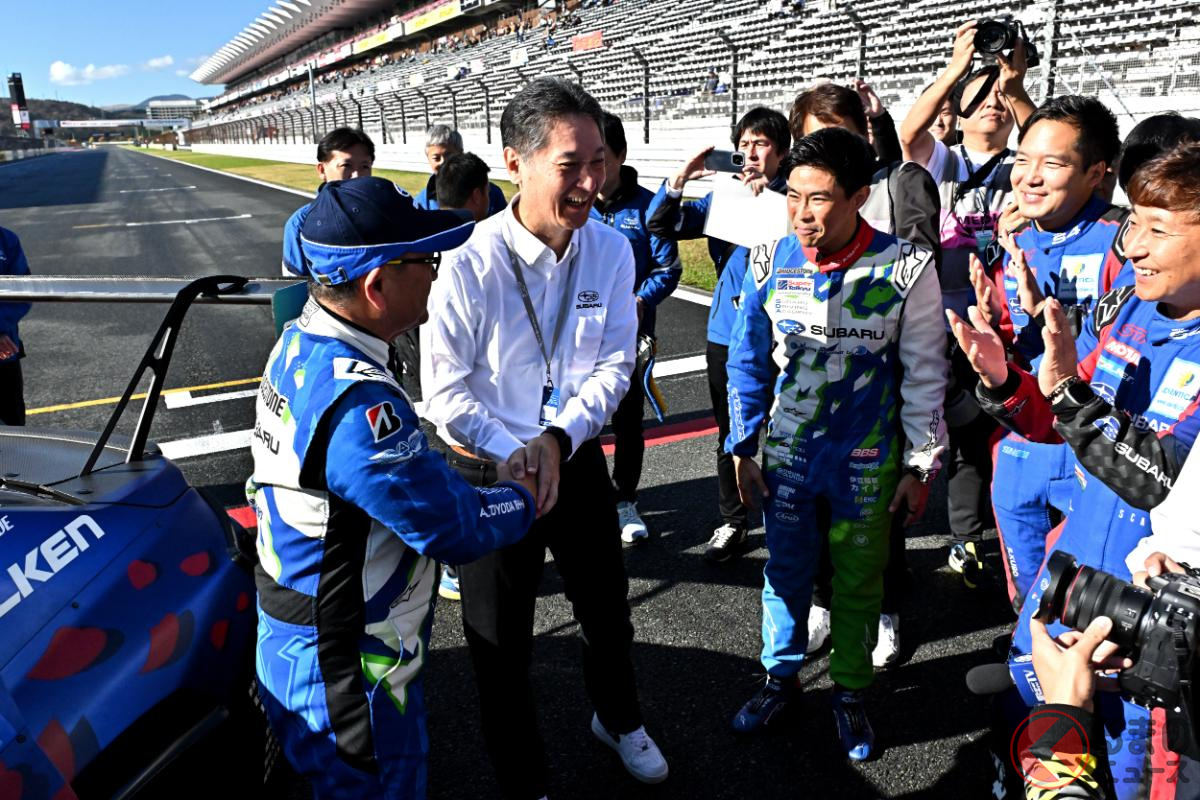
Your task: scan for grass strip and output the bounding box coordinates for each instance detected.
[126,146,717,292]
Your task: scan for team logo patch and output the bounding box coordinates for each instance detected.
[1147,359,1200,419]
[577,290,600,303]
[334,358,400,389]
[1103,338,1142,366]
[776,319,805,335]
[365,401,403,443]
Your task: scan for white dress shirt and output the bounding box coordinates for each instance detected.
[422,198,637,462]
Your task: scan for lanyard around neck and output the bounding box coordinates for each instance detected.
[504,234,578,386]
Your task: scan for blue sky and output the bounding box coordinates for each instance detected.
[2,0,271,107]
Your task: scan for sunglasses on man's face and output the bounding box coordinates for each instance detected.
[387,253,442,276]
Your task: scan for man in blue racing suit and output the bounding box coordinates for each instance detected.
[249,176,538,799]
[983,95,1130,608]
[950,141,1200,799]
[725,128,947,760]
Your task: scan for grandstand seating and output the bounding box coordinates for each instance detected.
[190,0,1200,168]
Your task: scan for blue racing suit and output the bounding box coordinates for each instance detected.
[248,298,535,799]
[990,196,1131,605]
[979,286,1200,799]
[590,165,681,338]
[413,174,507,216]
[0,227,30,359]
[725,223,947,689]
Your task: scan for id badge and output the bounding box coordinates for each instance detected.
[974,229,994,257]
[539,384,560,427]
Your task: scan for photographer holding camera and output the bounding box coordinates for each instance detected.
[951,141,1200,798]
[899,19,1037,586]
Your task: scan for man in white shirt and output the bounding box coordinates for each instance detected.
[899,18,1035,585]
[422,78,668,799]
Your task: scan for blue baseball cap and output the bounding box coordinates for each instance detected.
[299,176,474,285]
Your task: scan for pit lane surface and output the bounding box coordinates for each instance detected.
[6,146,1017,798]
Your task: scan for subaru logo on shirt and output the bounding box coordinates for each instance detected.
[576,290,602,310]
[776,319,805,335]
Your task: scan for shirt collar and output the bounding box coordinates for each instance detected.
[502,196,579,268]
[1019,194,1111,251]
[297,297,391,367]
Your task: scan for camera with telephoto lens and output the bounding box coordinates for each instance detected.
[974,16,1040,68]
[1035,550,1200,710]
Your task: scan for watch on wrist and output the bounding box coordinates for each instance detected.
[1049,376,1093,409]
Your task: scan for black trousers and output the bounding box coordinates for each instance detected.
[454,439,642,800]
[610,365,645,503]
[946,411,997,541]
[705,341,748,529]
[0,360,25,426]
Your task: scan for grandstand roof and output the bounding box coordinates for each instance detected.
[191,0,401,86]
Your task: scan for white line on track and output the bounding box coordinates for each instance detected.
[671,285,713,307]
[164,388,258,408]
[654,354,707,377]
[73,213,253,230]
[156,354,710,459]
[132,149,316,200]
[118,185,197,193]
[159,429,252,461]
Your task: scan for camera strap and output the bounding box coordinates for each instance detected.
[952,148,1008,209]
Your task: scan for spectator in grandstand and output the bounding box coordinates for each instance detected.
[0,226,30,426]
[591,111,682,543]
[414,124,507,215]
[789,81,941,668]
[422,77,669,796]
[249,176,538,800]
[898,19,1035,588]
[950,141,1200,799]
[975,96,1127,611]
[647,107,791,563]
[281,127,376,276]
[726,127,946,760]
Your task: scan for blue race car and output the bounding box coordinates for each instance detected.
[0,276,291,798]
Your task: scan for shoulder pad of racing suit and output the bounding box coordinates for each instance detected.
[1092,285,1136,332]
[1102,204,1133,262]
[891,238,935,295]
[749,240,778,288]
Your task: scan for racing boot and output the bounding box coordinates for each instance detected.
[831,687,875,761]
[732,675,796,733]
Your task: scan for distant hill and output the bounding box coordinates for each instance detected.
[0,97,106,136]
[140,93,194,106]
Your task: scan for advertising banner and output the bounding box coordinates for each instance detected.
[571,30,603,51]
[509,46,529,66]
[353,31,391,54]
[406,1,462,34]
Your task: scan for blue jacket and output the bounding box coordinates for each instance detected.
[413,174,507,216]
[590,165,681,336]
[647,175,787,346]
[0,228,30,361]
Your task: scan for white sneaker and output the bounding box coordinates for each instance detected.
[617,501,649,543]
[806,605,830,654]
[590,713,668,784]
[872,612,901,668]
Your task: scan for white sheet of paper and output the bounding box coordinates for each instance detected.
[702,175,790,249]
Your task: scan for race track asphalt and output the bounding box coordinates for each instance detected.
[5,146,1019,799]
